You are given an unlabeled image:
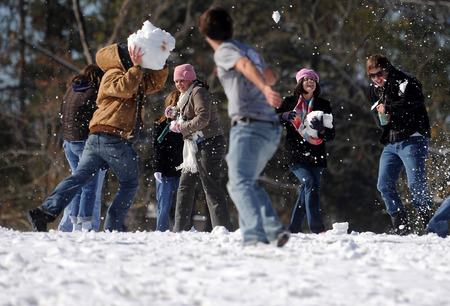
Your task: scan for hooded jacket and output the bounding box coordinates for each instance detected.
[89,44,169,140]
[367,69,431,145]
[60,81,98,141]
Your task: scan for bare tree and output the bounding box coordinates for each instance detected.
[72,0,94,64]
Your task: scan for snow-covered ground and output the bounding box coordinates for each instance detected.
[1,224,449,306]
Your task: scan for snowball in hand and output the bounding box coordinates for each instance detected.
[127,21,176,70]
[304,111,333,139]
[272,11,281,23]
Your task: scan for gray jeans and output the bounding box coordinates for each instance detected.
[173,135,233,232]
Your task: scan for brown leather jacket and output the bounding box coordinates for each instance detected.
[178,84,224,141]
[89,44,169,140]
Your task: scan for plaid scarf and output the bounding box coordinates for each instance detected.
[292,96,323,145]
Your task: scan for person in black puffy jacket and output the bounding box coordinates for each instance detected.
[366,54,432,235]
[152,91,184,231]
[58,64,106,232]
[277,68,335,234]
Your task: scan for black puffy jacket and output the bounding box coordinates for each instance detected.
[367,69,431,145]
[152,121,184,177]
[277,95,335,168]
[60,81,98,141]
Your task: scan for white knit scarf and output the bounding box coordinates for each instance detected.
[175,83,200,173]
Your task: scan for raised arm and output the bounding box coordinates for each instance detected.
[234,57,281,108]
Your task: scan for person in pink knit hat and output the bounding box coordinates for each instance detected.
[165,63,233,232]
[276,68,335,234]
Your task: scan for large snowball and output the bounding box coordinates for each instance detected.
[127,21,176,70]
[303,110,333,139]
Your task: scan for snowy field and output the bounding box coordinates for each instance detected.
[1,225,449,306]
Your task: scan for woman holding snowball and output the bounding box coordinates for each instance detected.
[277,69,335,234]
[166,64,233,232]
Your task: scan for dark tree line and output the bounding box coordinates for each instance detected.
[0,0,448,232]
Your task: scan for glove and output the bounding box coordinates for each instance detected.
[169,120,182,133]
[309,116,325,133]
[164,106,178,119]
[154,172,163,183]
[281,111,297,122]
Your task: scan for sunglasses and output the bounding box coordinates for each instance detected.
[368,70,384,79]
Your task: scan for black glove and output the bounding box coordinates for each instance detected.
[310,116,325,133]
[281,111,297,122]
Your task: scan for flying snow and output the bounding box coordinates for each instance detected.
[272,11,281,23]
[127,21,176,70]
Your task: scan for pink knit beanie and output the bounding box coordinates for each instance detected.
[173,64,197,81]
[295,68,319,83]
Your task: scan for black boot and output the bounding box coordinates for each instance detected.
[417,209,431,229]
[27,208,55,232]
[390,210,410,236]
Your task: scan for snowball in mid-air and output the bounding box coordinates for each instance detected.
[127,21,176,70]
[272,11,281,23]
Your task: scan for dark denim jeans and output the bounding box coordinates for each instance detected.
[377,136,433,216]
[40,133,139,231]
[288,163,324,234]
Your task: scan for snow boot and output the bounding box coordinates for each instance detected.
[27,208,55,232]
[390,210,410,236]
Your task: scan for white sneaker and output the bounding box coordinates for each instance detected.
[81,221,92,232]
[72,223,82,231]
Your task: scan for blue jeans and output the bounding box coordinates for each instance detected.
[40,133,139,231]
[226,121,286,245]
[288,164,324,234]
[58,140,106,231]
[377,136,432,216]
[426,196,450,238]
[156,176,179,231]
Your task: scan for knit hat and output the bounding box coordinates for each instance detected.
[173,64,197,81]
[296,68,319,83]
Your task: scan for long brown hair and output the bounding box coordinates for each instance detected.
[156,91,180,123]
[68,64,104,89]
[292,78,322,98]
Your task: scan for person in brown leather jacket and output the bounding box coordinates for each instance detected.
[28,43,169,232]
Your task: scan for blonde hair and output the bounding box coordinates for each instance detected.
[156,91,180,123]
[366,54,394,74]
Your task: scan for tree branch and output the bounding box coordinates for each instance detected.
[72,0,94,64]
